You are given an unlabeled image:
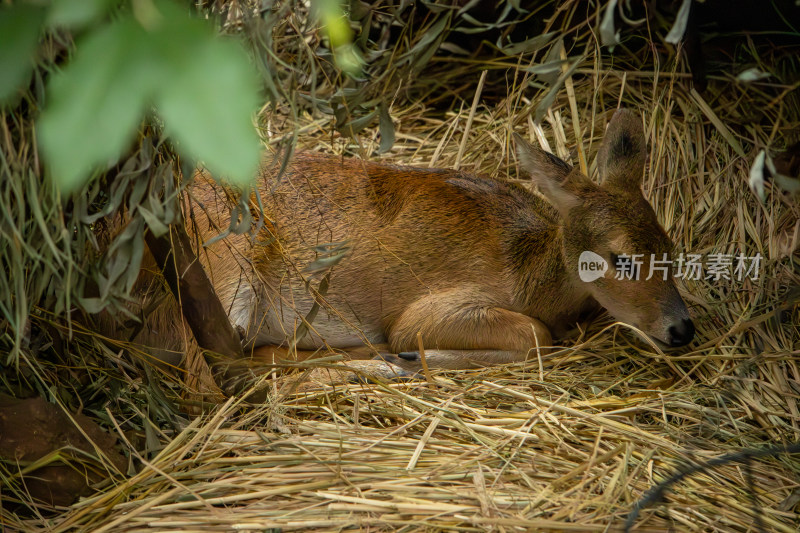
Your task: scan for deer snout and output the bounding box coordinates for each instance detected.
[667,318,695,347]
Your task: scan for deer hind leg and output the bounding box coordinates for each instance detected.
[249,343,392,364]
[379,290,553,372]
[249,343,413,385]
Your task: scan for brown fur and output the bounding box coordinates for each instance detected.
[104,108,693,380]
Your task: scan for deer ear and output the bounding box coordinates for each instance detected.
[597,108,646,192]
[514,133,581,216]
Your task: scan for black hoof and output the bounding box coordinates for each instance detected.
[397,351,420,362]
[372,352,423,372]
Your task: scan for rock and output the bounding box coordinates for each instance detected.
[0,395,126,507]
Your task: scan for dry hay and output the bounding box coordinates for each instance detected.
[3,2,800,532]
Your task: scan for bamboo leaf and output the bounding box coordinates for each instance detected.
[377,102,395,154]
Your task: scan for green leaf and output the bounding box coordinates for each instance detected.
[40,1,262,193]
[38,18,161,194]
[376,102,394,154]
[525,59,568,82]
[536,39,565,85]
[137,205,169,238]
[155,15,261,188]
[534,59,582,124]
[305,241,350,274]
[748,150,767,202]
[47,0,119,29]
[333,42,364,77]
[599,0,620,49]
[736,67,771,83]
[103,217,144,297]
[0,5,45,105]
[499,32,556,56]
[406,14,449,61]
[339,109,377,136]
[665,0,692,44]
[76,297,107,314]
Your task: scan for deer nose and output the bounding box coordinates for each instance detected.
[668,318,695,347]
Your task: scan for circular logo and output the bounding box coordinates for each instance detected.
[578,251,608,282]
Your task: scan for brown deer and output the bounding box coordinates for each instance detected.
[113,108,694,381]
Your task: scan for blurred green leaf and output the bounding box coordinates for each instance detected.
[0,5,45,105]
[313,0,362,76]
[333,43,365,77]
[736,67,771,83]
[47,0,119,28]
[323,9,352,48]
[155,14,261,188]
[38,0,262,194]
[38,18,159,194]
[749,150,767,201]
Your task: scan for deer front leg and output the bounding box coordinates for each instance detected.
[379,289,552,371]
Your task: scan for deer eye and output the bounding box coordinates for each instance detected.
[610,253,633,270]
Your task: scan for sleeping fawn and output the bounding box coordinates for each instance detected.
[111,108,694,380]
